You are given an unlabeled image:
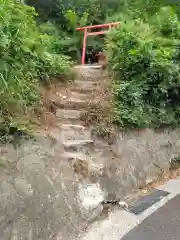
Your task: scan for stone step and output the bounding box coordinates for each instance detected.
[61,150,105,164]
[60,124,87,129]
[46,125,91,142]
[75,80,99,88]
[62,139,94,152]
[55,98,98,110]
[74,64,101,69]
[51,90,93,110]
[58,124,91,141]
[56,109,87,120]
[71,80,98,93]
[73,65,103,82]
[60,152,104,184]
[69,86,94,94]
[58,119,87,127]
[60,151,104,180]
[52,91,88,102]
[77,73,102,82]
[61,151,87,161]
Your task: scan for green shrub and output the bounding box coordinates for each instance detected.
[0,0,72,130]
[35,52,72,83]
[0,0,39,116]
[107,7,180,127]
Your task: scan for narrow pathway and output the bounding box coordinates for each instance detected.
[45,65,115,213]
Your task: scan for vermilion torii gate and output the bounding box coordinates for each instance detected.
[76,22,120,65]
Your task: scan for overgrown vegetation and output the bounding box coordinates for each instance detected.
[0,0,71,133]
[2,0,180,133]
[107,4,180,128]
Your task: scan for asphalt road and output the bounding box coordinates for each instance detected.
[122,193,180,240]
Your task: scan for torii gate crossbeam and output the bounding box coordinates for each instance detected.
[76,22,120,65]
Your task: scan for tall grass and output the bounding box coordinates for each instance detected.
[0,0,71,132]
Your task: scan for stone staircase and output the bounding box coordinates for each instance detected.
[49,66,106,155]
[45,65,114,222]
